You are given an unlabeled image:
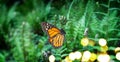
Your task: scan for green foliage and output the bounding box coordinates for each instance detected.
[7,22,38,62]
[0,0,120,61]
[26,1,51,34]
[0,53,5,62]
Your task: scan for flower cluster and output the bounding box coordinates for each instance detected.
[48,38,120,62]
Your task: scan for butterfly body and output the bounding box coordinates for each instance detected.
[41,22,65,48]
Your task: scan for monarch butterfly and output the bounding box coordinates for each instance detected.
[41,22,66,48]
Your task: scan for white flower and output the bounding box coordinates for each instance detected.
[74,51,82,59]
[49,55,55,62]
[99,38,107,46]
[116,52,120,60]
[97,54,110,62]
[69,52,76,61]
[82,51,91,62]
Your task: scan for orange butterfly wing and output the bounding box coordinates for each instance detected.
[51,34,64,47]
[48,27,61,38]
[41,22,65,47]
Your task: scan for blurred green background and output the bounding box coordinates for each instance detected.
[0,0,120,62]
